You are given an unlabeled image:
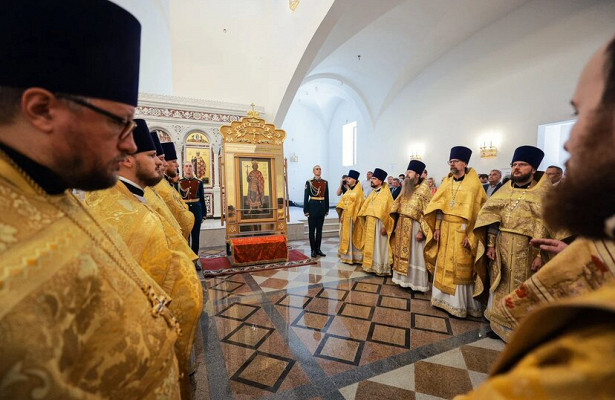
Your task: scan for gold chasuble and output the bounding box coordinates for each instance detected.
[0,158,181,399]
[473,173,552,323]
[424,168,487,295]
[358,184,394,274]
[145,186,198,262]
[336,181,365,263]
[489,238,615,342]
[390,180,432,276]
[153,179,195,240]
[454,277,615,400]
[85,182,203,397]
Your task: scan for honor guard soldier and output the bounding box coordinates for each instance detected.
[180,163,207,261]
[304,165,330,257]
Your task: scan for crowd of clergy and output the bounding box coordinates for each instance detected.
[335,143,580,342]
[1,0,615,399]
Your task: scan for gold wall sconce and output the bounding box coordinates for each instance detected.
[480,142,497,158]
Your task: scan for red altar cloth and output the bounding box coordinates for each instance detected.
[230,235,288,266]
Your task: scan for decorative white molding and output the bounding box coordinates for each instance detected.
[136,92,263,118]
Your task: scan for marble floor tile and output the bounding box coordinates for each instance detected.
[200,237,494,399]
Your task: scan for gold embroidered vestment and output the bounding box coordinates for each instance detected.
[473,174,552,321]
[390,180,432,275]
[423,168,487,295]
[85,182,203,398]
[336,181,365,261]
[358,184,394,271]
[0,157,181,399]
[153,179,195,240]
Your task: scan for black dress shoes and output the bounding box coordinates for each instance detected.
[316,250,326,257]
[311,251,317,258]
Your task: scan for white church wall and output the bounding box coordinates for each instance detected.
[362,0,615,183]
[111,0,174,95]
[169,0,334,121]
[282,103,328,204]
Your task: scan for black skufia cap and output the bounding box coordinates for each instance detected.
[151,131,164,157]
[512,145,544,170]
[449,146,472,164]
[161,142,178,161]
[407,160,426,175]
[0,0,141,106]
[348,170,360,180]
[132,119,155,154]
[373,168,387,182]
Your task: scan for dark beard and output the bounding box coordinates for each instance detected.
[511,171,532,184]
[165,167,177,178]
[70,155,124,191]
[400,177,417,199]
[136,164,163,188]
[544,107,615,238]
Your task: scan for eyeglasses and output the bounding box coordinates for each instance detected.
[448,159,464,165]
[56,94,137,140]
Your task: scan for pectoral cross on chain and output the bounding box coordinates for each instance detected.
[450,200,455,208]
[146,286,182,335]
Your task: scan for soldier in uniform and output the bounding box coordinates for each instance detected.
[304,165,330,257]
[180,162,207,262]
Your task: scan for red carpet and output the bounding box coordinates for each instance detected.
[201,249,316,277]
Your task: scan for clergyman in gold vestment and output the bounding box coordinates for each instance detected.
[390,160,432,291]
[358,168,394,275]
[159,140,195,240]
[85,120,203,398]
[455,36,615,400]
[0,2,182,398]
[146,131,198,263]
[336,169,365,264]
[473,146,552,338]
[424,146,486,318]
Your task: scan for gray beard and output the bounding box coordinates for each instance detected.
[400,177,417,199]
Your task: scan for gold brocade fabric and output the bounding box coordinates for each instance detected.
[153,180,195,240]
[358,185,394,270]
[473,175,552,302]
[336,182,365,259]
[390,180,432,275]
[489,238,615,341]
[0,158,181,399]
[85,183,203,398]
[145,187,198,262]
[424,169,487,294]
[454,278,615,400]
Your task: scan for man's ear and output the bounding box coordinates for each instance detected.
[121,155,135,168]
[21,88,58,134]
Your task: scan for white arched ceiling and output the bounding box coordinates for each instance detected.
[281,0,531,129]
[296,74,374,130]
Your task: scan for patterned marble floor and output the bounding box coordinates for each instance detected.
[197,237,503,400]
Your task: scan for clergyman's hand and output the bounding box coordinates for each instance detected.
[530,238,568,255]
[380,227,387,236]
[486,247,496,261]
[433,230,440,242]
[531,256,544,271]
[415,231,425,241]
[462,236,470,249]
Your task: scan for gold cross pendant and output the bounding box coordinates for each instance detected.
[146,286,182,335]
